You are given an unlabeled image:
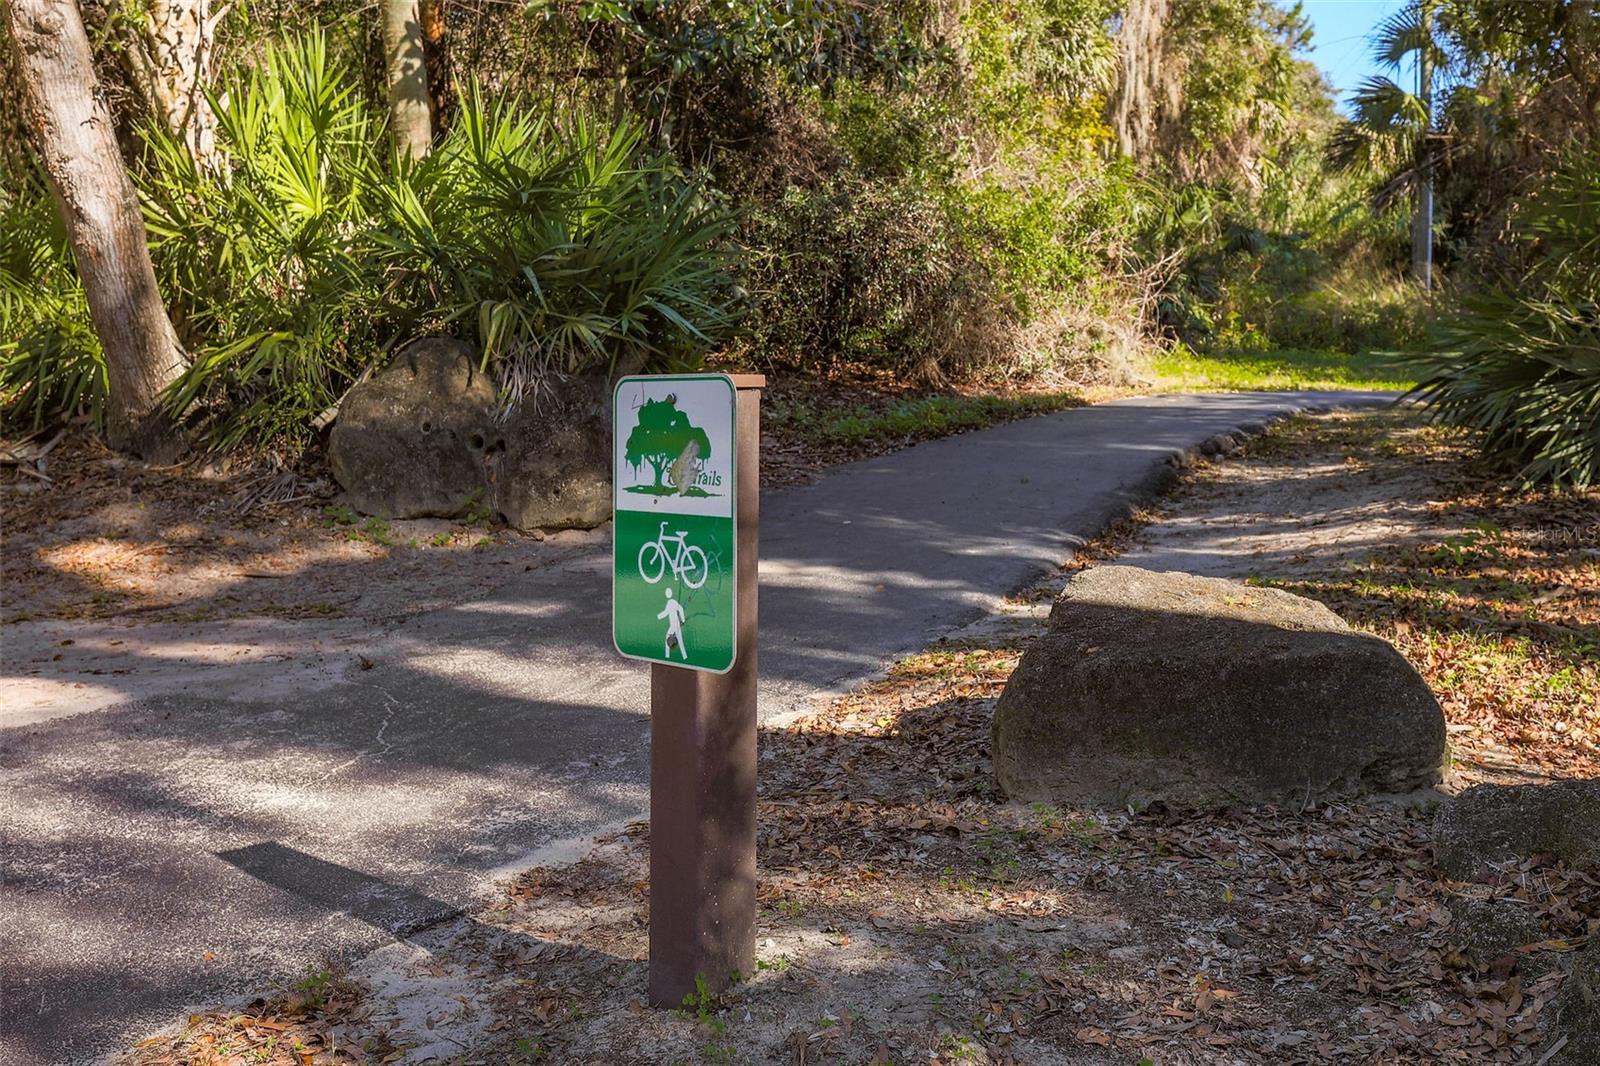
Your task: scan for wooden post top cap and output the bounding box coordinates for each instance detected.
[726,374,766,388]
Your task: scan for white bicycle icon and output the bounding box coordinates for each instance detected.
[638,521,709,589]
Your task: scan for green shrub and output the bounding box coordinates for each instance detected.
[376,87,741,388]
[0,170,108,433]
[137,31,742,453]
[1410,293,1600,487]
[1140,171,1426,356]
[141,30,389,452]
[740,175,999,383]
[1407,147,1600,487]
[1253,272,1428,353]
[959,177,1114,317]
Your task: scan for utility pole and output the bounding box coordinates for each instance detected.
[1411,0,1434,290]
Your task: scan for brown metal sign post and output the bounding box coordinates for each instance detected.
[631,374,762,1006]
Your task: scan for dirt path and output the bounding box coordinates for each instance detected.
[115,408,1598,1065]
[1117,410,1597,785]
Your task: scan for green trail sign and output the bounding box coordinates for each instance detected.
[613,374,738,673]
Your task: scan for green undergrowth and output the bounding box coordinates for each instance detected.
[767,390,1084,447]
[1150,346,1415,392]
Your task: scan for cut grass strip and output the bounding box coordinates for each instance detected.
[1152,347,1414,392]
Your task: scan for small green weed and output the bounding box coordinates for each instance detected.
[510,1037,546,1063]
[1429,521,1503,567]
[944,1033,984,1061]
[677,975,739,1064]
[292,970,333,1010]
[464,488,495,528]
[362,516,394,546]
[774,897,807,918]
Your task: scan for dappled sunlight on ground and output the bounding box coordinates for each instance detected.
[0,433,590,627]
[1113,409,1599,784]
[117,408,1598,1065]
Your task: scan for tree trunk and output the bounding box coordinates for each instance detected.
[119,0,219,168]
[418,0,452,136]
[5,0,189,458]
[1108,0,1171,162]
[383,0,433,158]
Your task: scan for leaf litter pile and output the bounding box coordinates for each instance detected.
[0,430,540,625]
[121,410,1597,1065]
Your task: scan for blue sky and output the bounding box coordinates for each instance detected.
[1299,0,1405,112]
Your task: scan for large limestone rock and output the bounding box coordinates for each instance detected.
[1552,937,1600,1065]
[1446,897,1550,971]
[1434,780,1600,879]
[329,338,499,519]
[490,375,611,531]
[329,341,612,530]
[991,565,1448,809]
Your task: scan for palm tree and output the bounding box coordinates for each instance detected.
[1326,1,1447,286]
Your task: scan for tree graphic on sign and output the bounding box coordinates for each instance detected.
[624,396,713,496]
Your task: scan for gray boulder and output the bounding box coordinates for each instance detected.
[329,341,614,530]
[1551,937,1600,1065]
[1447,898,1547,967]
[1434,780,1600,879]
[991,565,1448,809]
[490,375,611,532]
[329,338,499,519]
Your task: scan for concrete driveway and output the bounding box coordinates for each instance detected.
[0,390,1393,1064]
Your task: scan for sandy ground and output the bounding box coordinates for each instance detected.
[957,409,1469,647]
[16,392,1412,1066]
[120,408,1599,1065]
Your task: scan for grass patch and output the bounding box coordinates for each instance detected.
[769,390,1083,448]
[759,377,1088,486]
[1151,346,1414,392]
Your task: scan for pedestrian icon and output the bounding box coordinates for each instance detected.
[659,588,688,660]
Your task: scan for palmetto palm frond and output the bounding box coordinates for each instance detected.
[1327,76,1427,175]
[1407,144,1600,488]
[0,168,108,431]
[1371,3,1448,72]
[375,91,741,385]
[126,29,741,453]
[1408,293,1600,488]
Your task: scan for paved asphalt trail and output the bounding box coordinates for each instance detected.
[0,390,1392,1063]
